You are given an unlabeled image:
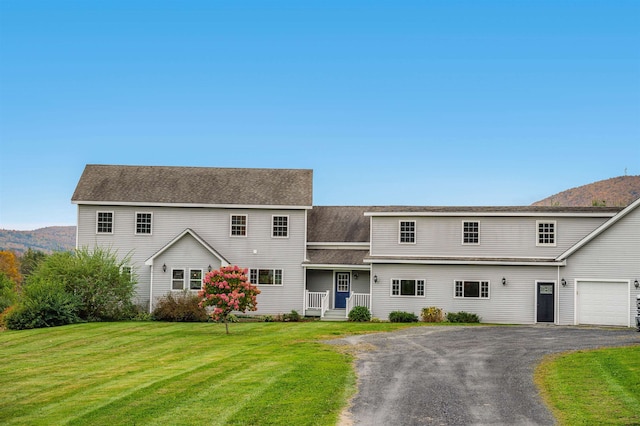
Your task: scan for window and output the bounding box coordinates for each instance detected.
[136,212,152,235]
[454,280,489,298]
[249,268,283,285]
[97,211,113,234]
[462,221,479,244]
[391,279,425,296]
[121,266,133,282]
[231,215,247,236]
[537,221,556,246]
[189,269,202,290]
[272,215,289,238]
[399,221,416,244]
[172,269,185,290]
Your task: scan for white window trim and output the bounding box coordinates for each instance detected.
[398,220,416,244]
[230,214,248,237]
[461,220,480,245]
[96,211,114,234]
[121,265,134,282]
[188,268,203,291]
[271,215,289,239]
[135,211,153,236]
[249,268,284,286]
[390,278,426,297]
[536,220,557,247]
[171,268,186,291]
[453,280,490,299]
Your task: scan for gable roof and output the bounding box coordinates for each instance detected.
[72,165,313,208]
[144,228,230,266]
[556,196,640,261]
[307,206,371,242]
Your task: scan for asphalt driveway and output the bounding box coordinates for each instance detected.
[332,326,639,426]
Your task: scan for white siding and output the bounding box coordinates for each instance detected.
[371,264,558,324]
[560,206,640,326]
[371,216,608,259]
[77,205,307,314]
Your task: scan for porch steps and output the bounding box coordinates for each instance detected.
[321,309,348,322]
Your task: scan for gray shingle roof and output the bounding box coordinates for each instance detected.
[307,206,371,242]
[72,165,313,207]
[364,206,624,214]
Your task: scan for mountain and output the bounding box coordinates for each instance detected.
[532,175,640,207]
[0,226,76,254]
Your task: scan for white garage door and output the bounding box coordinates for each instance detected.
[577,281,628,326]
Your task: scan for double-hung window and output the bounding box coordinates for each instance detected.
[172,269,185,290]
[189,269,203,290]
[272,216,288,238]
[136,212,152,235]
[97,212,113,234]
[391,279,425,296]
[462,221,479,245]
[454,280,489,298]
[537,221,556,246]
[399,220,416,244]
[230,215,247,237]
[249,268,283,285]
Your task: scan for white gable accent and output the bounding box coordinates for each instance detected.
[145,228,230,267]
[557,197,640,261]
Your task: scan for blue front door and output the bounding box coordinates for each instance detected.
[335,272,350,309]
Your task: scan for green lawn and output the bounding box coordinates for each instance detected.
[0,321,414,425]
[536,345,640,425]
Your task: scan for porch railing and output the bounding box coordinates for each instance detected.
[305,290,330,318]
[346,293,371,318]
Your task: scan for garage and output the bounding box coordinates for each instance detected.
[576,280,629,326]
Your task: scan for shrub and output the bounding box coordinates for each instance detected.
[446,311,481,323]
[153,291,209,322]
[284,310,300,322]
[0,272,17,314]
[348,305,371,322]
[32,248,136,321]
[389,311,418,323]
[262,315,274,322]
[421,306,445,323]
[4,278,81,330]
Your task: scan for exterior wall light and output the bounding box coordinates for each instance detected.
[635,279,639,289]
[373,275,378,283]
[208,264,212,272]
[501,277,506,286]
[561,278,567,287]
[162,263,167,273]
[353,272,359,279]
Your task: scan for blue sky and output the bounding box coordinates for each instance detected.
[1,1,638,230]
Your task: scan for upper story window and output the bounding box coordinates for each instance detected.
[230,215,247,237]
[96,211,113,234]
[250,268,283,285]
[136,212,152,235]
[462,221,479,245]
[455,280,489,299]
[399,220,416,244]
[391,279,425,297]
[272,215,289,238]
[537,221,556,246]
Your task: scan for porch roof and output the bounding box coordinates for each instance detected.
[305,249,370,266]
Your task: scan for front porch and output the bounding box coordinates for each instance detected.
[304,290,370,320]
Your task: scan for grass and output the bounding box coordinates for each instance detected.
[0,321,417,425]
[535,345,640,425]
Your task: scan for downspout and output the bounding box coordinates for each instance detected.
[149,263,154,314]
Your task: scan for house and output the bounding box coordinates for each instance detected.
[72,164,640,327]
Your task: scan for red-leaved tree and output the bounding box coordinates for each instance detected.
[198,265,260,334]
